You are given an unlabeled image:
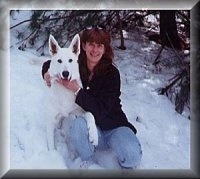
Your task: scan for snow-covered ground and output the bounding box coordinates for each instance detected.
[9,11,190,170]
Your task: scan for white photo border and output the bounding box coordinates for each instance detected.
[1,0,199,178]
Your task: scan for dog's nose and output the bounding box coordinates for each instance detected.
[62,71,69,79]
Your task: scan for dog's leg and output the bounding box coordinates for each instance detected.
[47,113,65,150]
[46,118,56,150]
[55,113,65,129]
[84,112,98,146]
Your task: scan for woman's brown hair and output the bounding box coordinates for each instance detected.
[78,28,114,81]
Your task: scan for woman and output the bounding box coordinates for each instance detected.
[42,27,142,169]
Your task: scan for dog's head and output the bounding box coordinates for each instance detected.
[48,34,80,81]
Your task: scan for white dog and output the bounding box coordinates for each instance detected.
[45,34,98,150]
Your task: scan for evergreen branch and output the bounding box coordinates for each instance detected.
[10,19,32,30]
[10,16,71,30]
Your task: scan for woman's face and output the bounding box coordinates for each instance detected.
[82,41,105,65]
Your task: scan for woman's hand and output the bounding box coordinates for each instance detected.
[44,72,51,87]
[57,78,80,93]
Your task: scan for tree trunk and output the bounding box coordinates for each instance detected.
[116,11,126,50]
[160,10,181,50]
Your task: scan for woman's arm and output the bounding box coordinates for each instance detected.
[41,60,51,79]
[41,60,51,87]
[75,68,121,123]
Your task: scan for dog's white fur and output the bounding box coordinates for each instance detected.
[45,34,98,150]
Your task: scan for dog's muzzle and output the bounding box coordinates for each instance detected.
[60,71,71,80]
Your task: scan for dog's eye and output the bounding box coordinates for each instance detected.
[69,59,73,63]
[57,59,62,63]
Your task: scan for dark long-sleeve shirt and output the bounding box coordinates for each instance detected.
[42,60,137,134]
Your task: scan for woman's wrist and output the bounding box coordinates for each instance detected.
[74,87,81,96]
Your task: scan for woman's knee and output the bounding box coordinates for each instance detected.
[69,116,95,160]
[70,116,87,133]
[107,127,142,168]
[69,116,90,147]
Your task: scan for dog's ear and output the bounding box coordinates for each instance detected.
[49,35,60,56]
[69,34,80,57]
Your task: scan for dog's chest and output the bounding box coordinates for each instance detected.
[48,83,79,115]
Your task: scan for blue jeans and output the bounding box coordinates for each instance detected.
[69,116,142,168]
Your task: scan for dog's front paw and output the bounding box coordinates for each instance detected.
[88,125,98,146]
[84,112,98,146]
